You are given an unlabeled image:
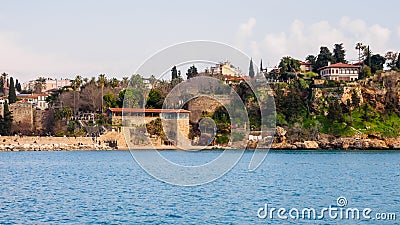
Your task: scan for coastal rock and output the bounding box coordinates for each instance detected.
[389,142,400,149]
[271,141,297,149]
[293,141,319,149]
[275,126,287,142]
[276,126,287,137]
[303,141,319,149]
[294,142,304,149]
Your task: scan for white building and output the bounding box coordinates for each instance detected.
[319,62,360,81]
[23,78,72,92]
[209,61,244,77]
[17,93,49,109]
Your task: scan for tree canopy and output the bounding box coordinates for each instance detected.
[333,43,347,63]
[315,47,334,70]
[385,51,399,70]
[306,55,317,73]
[369,54,386,73]
[279,56,300,79]
[186,65,198,80]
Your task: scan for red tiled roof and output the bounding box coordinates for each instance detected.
[107,108,190,113]
[319,62,361,70]
[17,94,48,99]
[222,75,250,81]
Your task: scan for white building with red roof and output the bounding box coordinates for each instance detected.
[17,93,49,109]
[319,62,361,81]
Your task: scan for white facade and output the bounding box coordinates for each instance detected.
[320,63,360,81]
[210,61,244,77]
[23,78,72,92]
[17,94,49,109]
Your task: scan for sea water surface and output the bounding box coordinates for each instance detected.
[0,150,399,224]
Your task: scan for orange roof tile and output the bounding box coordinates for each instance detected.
[107,108,190,113]
[319,62,361,70]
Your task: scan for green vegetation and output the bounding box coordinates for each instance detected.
[315,46,333,70]
[333,43,347,63]
[0,102,12,135]
[8,77,17,104]
[249,58,255,78]
[186,65,198,80]
[359,66,372,79]
[278,56,300,79]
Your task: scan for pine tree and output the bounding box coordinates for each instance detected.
[315,47,334,70]
[333,43,347,63]
[363,46,372,67]
[186,65,198,80]
[8,77,17,104]
[249,58,255,78]
[0,102,12,135]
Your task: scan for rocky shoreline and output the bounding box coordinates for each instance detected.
[271,126,400,150]
[0,136,114,151]
[0,127,399,151]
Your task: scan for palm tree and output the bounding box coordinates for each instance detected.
[97,74,107,113]
[72,75,82,115]
[110,77,119,88]
[34,77,46,93]
[355,42,365,63]
[122,77,129,88]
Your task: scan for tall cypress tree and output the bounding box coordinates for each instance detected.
[15,79,22,92]
[0,102,12,135]
[171,66,178,80]
[8,77,17,104]
[249,58,255,78]
[0,77,4,95]
[363,46,372,67]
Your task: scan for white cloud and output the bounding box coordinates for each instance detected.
[237,17,393,66]
[364,24,391,53]
[235,17,257,50]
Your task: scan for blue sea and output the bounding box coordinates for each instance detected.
[0,150,399,224]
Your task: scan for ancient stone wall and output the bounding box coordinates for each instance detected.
[187,96,228,122]
[10,103,34,133]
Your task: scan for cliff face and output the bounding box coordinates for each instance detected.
[310,72,399,114]
[311,86,363,114]
[273,71,400,149]
[363,71,400,111]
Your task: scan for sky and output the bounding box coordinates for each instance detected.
[1,0,400,83]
